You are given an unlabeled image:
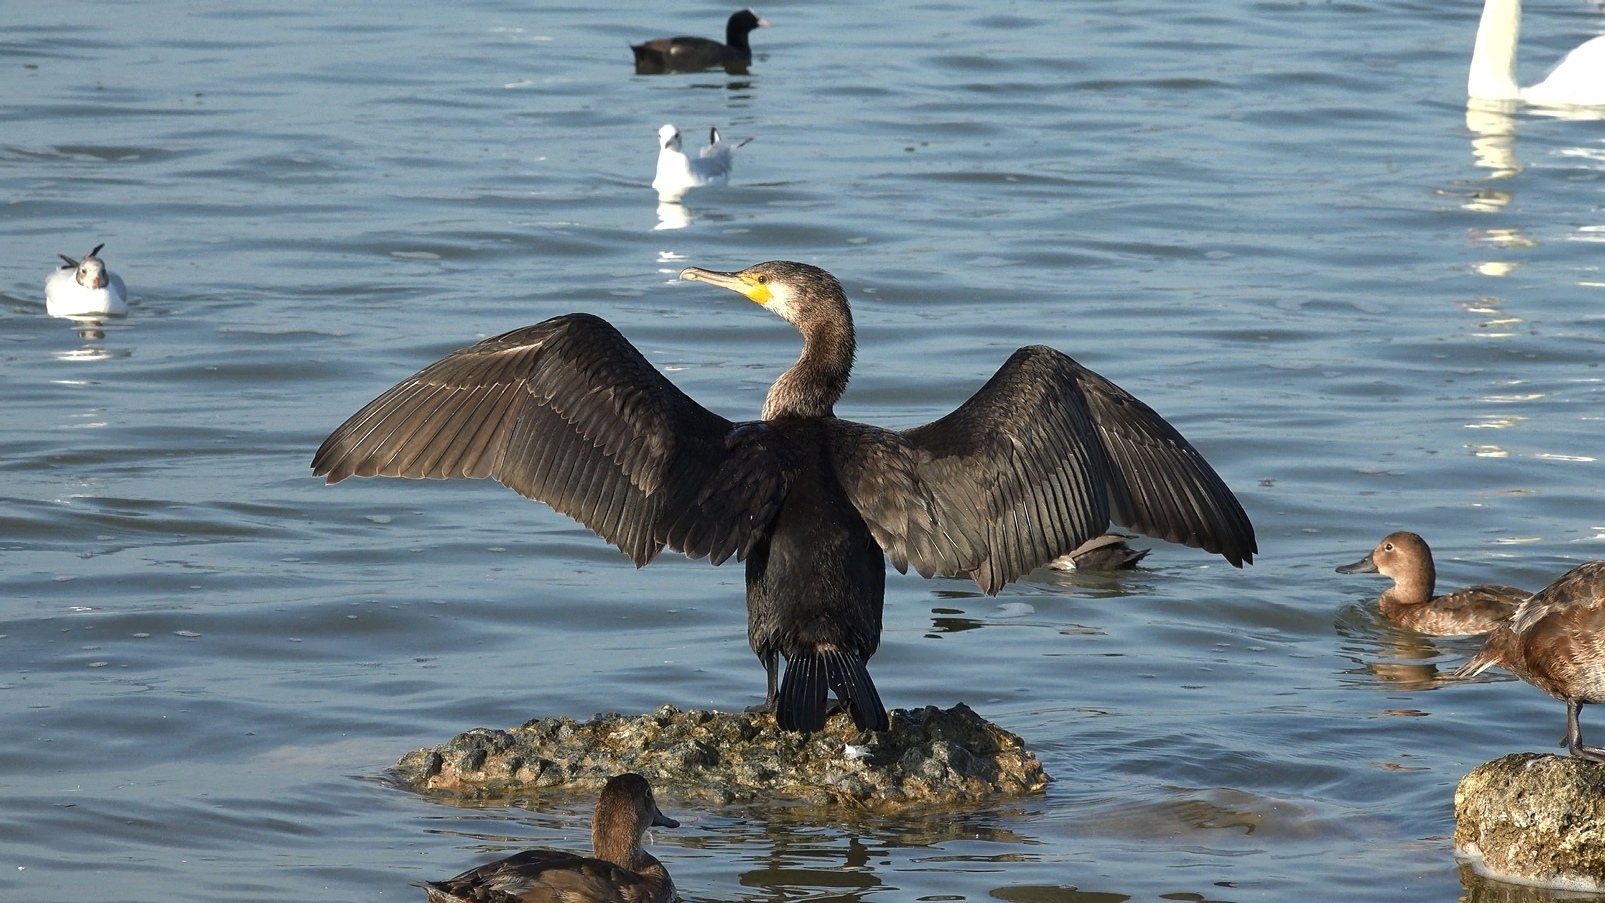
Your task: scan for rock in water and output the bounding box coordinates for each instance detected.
[394,704,1049,809]
[1455,753,1605,891]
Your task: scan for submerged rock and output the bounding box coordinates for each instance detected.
[393,703,1050,809]
[1454,753,1605,892]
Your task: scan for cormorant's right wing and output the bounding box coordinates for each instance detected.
[311,313,777,568]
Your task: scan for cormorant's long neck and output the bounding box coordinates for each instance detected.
[762,314,854,420]
[1469,0,1522,100]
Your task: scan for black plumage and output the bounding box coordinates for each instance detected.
[630,9,767,74]
[312,260,1256,733]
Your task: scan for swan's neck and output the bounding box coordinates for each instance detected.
[1469,0,1522,100]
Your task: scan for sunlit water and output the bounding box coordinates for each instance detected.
[5,1,1605,901]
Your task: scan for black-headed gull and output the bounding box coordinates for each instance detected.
[46,244,128,318]
[653,124,749,203]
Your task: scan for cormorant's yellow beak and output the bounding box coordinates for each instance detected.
[679,266,773,305]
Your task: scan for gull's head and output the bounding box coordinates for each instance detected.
[60,244,109,289]
[658,124,682,152]
[77,257,108,289]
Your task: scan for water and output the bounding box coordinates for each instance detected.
[4,0,1605,900]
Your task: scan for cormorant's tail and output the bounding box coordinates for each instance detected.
[777,647,888,733]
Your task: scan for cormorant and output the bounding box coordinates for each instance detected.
[311,260,1256,733]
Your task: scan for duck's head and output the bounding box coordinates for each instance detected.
[592,773,677,867]
[1337,530,1434,584]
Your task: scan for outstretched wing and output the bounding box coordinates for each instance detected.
[311,313,772,567]
[832,346,1255,595]
[1071,360,1256,567]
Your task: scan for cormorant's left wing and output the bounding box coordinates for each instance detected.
[831,346,1254,595]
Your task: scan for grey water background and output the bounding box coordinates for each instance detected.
[4,0,1605,900]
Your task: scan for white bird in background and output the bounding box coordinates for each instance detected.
[1469,0,1605,106]
[45,244,128,318]
[652,124,750,203]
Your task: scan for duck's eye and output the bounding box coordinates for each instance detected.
[1383,543,1393,551]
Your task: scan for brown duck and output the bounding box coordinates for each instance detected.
[1457,559,1605,763]
[422,773,678,903]
[1336,531,1526,635]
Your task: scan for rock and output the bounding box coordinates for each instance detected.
[1454,753,1605,891]
[393,703,1050,810]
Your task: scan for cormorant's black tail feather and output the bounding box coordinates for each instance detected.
[777,647,887,733]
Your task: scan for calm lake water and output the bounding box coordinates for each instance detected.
[5,1,1605,900]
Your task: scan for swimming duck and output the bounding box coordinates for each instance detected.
[1469,0,1605,106]
[1047,533,1150,571]
[1336,531,1526,636]
[313,261,1256,734]
[652,125,747,203]
[1457,559,1605,763]
[422,773,678,903]
[45,244,128,318]
[631,9,767,74]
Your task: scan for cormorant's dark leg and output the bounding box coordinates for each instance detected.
[1566,699,1605,763]
[745,649,780,715]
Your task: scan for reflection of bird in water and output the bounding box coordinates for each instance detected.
[1047,533,1149,571]
[422,773,678,903]
[45,244,127,318]
[631,9,767,74]
[312,261,1255,733]
[1336,531,1527,635]
[1457,560,1605,762]
[1469,0,1605,107]
[652,125,747,203]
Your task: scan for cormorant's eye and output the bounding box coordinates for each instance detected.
[755,274,768,285]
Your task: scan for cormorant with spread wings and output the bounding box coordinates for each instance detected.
[312,261,1256,733]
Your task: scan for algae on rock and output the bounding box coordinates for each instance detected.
[394,703,1049,810]
[1455,752,1605,892]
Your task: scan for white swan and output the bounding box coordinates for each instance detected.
[651,124,749,203]
[45,244,127,318]
[1469,0,1605,106]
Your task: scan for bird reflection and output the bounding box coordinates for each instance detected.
[1334,601,1480,691]
[655,202,692,231]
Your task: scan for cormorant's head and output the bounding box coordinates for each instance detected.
[679,260,849,333]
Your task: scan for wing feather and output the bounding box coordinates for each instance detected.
[312,313,766,568]
[832,346,1254,595]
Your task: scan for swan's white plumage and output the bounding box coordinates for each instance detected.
[45,245,128,318]
[652,124,744,202]
[1469,0,1605,107]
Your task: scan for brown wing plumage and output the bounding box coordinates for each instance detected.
[831,346,1255,595]
[311,313,765,568]
[421,850,662,903]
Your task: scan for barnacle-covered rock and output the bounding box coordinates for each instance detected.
[1455,753,1605,891]
[394,703,1049,809]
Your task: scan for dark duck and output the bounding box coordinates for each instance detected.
[422,773,677,903]
[312,261,1256,733]
[631,8,767,74]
